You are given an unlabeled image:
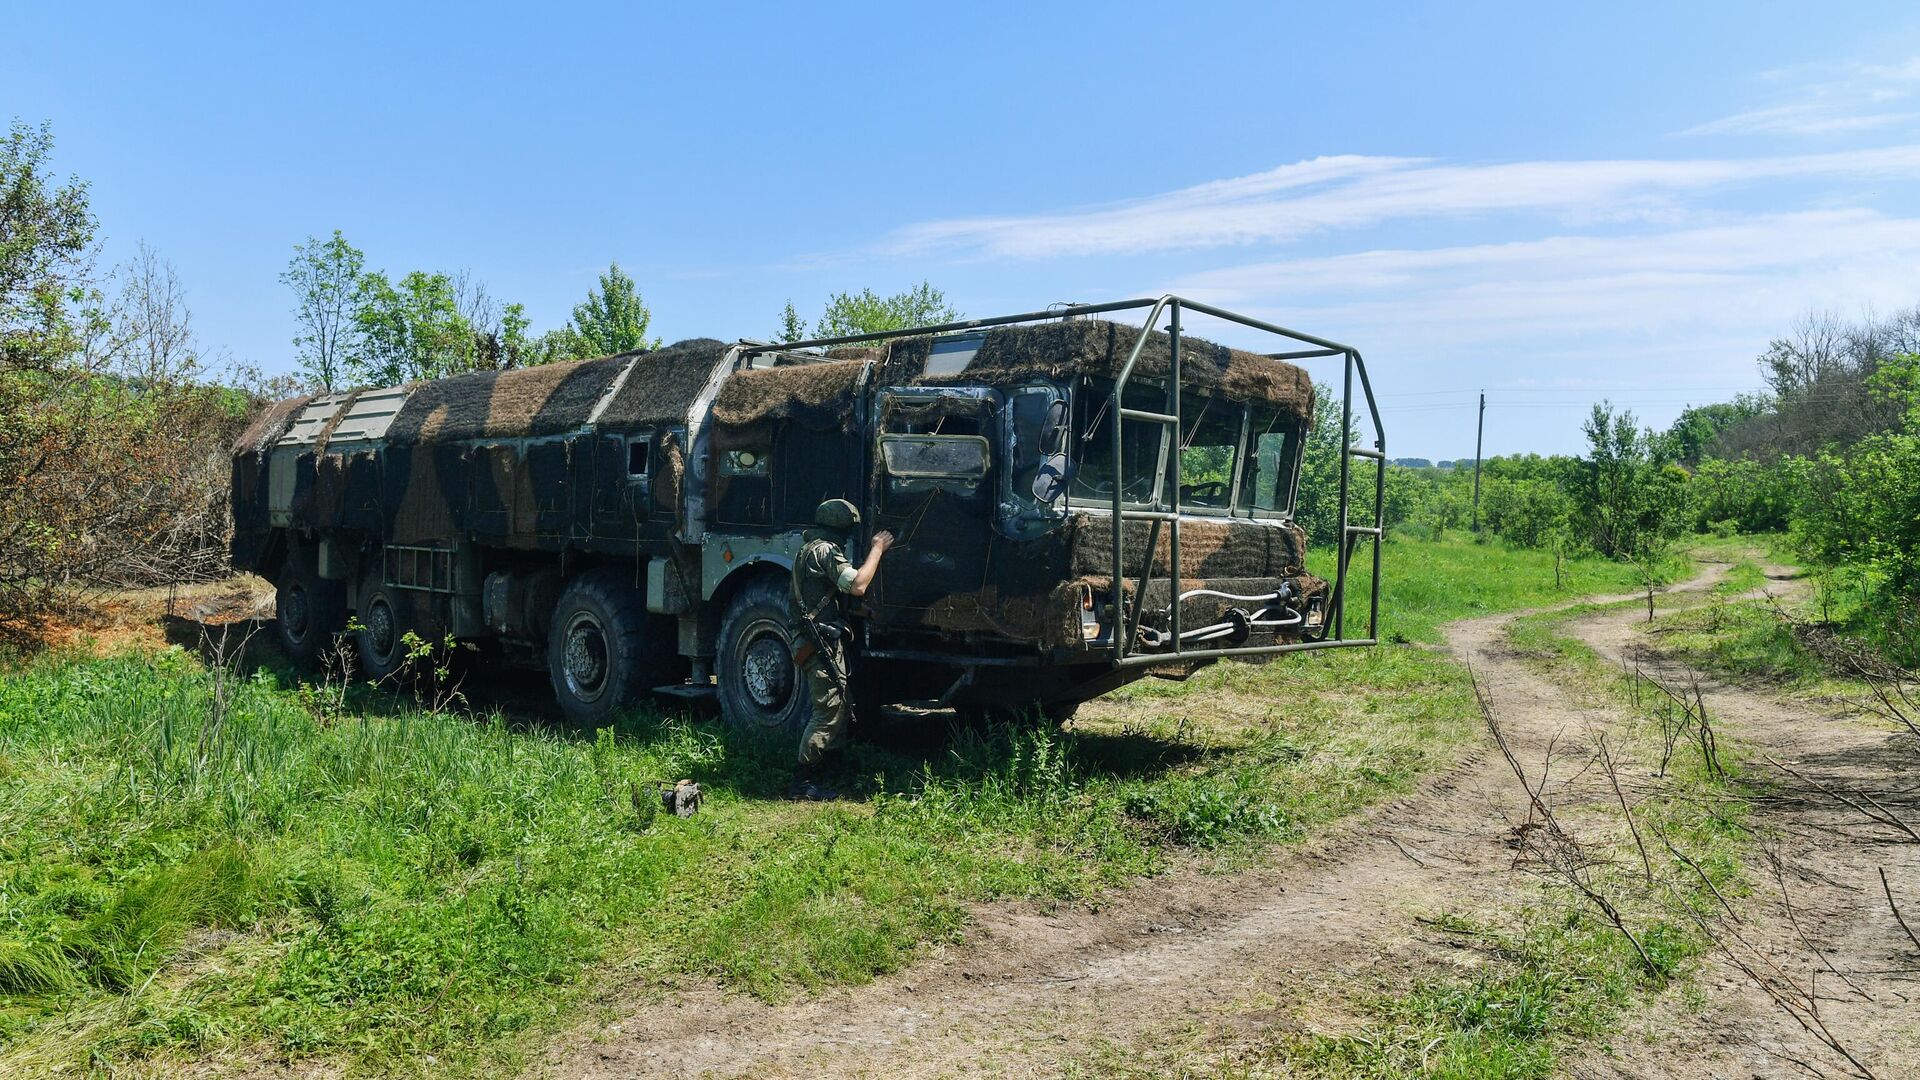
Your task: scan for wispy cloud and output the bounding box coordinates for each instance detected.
[1168,210,1920,347]
[1681,56,1920,136]
[883,146,1920,259]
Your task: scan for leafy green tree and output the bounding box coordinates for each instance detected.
[1480,476,1574,549]
[2,120,98,371]
[280,231,366,390]
[1663,396,1770,465]
[567,262,657,357]
[499,302,533,367]
[1577,403,1689,559]
[350,270,476,385]
[1,127,242,615]
[777,300,808,344]
[527,325,592,365]
[814,281,958,339]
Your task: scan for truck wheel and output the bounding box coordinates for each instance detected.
[716,574,810,736]
[356,582,412,683]
[275,559,345,669]
[546,569,656,724]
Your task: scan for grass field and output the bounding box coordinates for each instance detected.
[0,532,1649,1075]
[1079,544,1757,1080]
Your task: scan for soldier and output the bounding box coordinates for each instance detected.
[789,498,893,800]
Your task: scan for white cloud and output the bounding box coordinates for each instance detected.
[1167,210,1920,349]
[1682,103,1920,137]
[883,146,1920,259]
[1682,56,1920,137]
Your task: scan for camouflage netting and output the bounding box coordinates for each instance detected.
[918,580,1090,646]
[876,320,1314,417]
[1066,514,1308,579]
[313,388,366,453]
[711,359,865,429]
[233,393,316,455]
[386,356,630,446]
[595,338,732,429]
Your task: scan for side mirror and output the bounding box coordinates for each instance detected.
[1042,399,1070,455]
[1031,452,1070,504]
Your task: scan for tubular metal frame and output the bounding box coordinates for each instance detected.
[741,295,1386,664]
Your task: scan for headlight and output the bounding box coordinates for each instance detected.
[1080,587,1104,641]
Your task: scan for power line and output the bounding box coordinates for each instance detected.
[1379,385,1765,398]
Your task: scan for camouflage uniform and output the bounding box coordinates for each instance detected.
[791,510,861,766]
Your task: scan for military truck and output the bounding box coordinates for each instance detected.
[231,297,1384,732]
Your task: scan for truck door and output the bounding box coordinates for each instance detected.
[865,387,999,627]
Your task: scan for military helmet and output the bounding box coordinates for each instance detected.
[814,498,860,529]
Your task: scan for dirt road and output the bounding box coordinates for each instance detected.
[536,564,1919,1079]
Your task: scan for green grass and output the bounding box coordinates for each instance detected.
[0,532,1654,1075]
[1260,555,1755,1080]
[1071,542,1759,1080]
[1338,530,1650,645]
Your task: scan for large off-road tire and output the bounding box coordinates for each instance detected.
[355,581,412,683]
[716,574,811,736]
[546,569,666,725]
[274,557,346,669]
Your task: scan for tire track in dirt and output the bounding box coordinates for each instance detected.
[1567,568,1920,1080]
[536,575,1723,1080]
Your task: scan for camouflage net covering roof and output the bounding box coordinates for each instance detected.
[232,393,316,455]
[384,355,631,446]
[595,338,732,429]
[707,319,1314,429]
[710,359,866,429]
[238,318,1314,453]
[882,320,1315,417]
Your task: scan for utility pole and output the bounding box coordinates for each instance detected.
[1471,391,1486,532]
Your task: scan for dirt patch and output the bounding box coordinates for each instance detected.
[0,577,272,658]
[1569,576,1920,1080]
[526,561,1920,1080]
[529,582,1697,1079]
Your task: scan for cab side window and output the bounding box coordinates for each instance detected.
[875,388,996,511]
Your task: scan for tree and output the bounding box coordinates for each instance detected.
[777,300,808,344]
[1663,396,1770,465]
[814,281,958,339]
[350,269,476,385]
[281,231,366,390]
[567,262,657,356]
[1577,402,1688,559]
[2,120,100,373]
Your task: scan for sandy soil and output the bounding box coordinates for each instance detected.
[528,560,1919,1079]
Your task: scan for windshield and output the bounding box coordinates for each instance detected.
[1237,405,1297,514]
[1068,377,1302,517]
[1069,378,1167,505]
[1177,396,1242,510]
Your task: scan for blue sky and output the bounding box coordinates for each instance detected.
[9,1,1920,457]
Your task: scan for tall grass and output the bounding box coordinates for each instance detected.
[0,531,1651,1073]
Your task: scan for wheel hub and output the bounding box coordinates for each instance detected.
[563,614,609,701]
[741,632,793,710]
[281,583,310,640]
[366,599,396,658]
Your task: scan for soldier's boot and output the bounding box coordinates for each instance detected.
[786,761,843,802]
